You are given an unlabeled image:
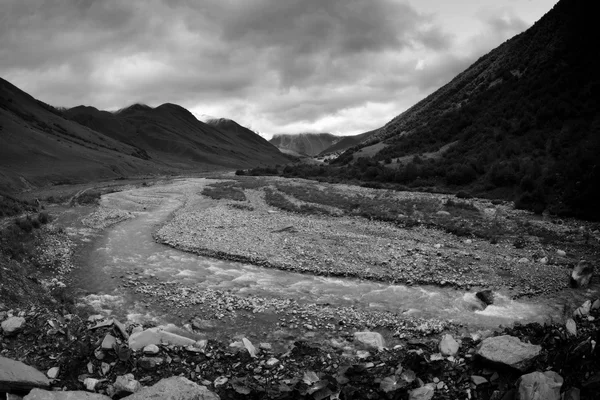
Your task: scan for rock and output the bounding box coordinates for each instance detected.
[439,334,459,356]
[518,257,529,263]
[570,261,594,288]
[556,249,566,257]
[517,371,563,400]
[471,375,488,386]
[138,357,163,370]
[113,319,129,340]
[436,211,450,216]
[562,387,580,400]
[114,374,141,395]
[539,257,548,264]
[592,299,600,310]
[1,316,26,335]
[128,326,196,350]
[143,344,160,355]
[477,335,541,371]
[0,356,50,392]
[265,358,279,368]
[101,334,116,350]
[46,367,59,379]
[353,331,385,350]
[24,389,111,399]
[476,290,495,306]
[408,386,434,400]
[84,378,99,391]
[121,376,219,400]
[259,342,272,351]
[573,300,592,318]
[101,362,111,376]
[566,318,577,336]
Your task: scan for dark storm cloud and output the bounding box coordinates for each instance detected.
[0,0,536,136]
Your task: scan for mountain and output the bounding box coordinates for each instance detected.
[319,129,378,155]
[65,104,289,169]
[0,78,161,192]
[330,0,600,220]
[269,133,340,156]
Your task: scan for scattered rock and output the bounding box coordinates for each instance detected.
[517,371,563,400]
[592,299,600,310]
[101,334,116,350]
[137,357,163,370]
[113,319,129,340]
[114,374,141,395]
[0,356,50,392]
[143,344,160,355]
[46,367,59,380]
[566,318,577,336]
[128,326,196,350]
[476,290,495,306]
[266,358,279,368]
[518,257,529,263]
[477,335,541,371]
[408,385,435,400]
[570,261,594,288]
[436,211,450,217]
[353,331,385,350]
[121,376,219,400]
[556,249,566,257]
[471,375,488,386]
[573,300,592,318]
[83,378,99,391]
[23,389,111,399]
[439,334,459,356]
[1,316,26,336]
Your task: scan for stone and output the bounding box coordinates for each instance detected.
[24,389,111,399]
[113,319,129,340]
[518,257,529,263]
[259,342,272,351]
[592,299,600,310]
[122,376,220,400]
[471,375,488,385]
[46,367,60,379]
[353,331,385,350]
[114,374,141,395]
[517,371,562,400]
[562,387,580,400]
[138,357,163,370]
[101,362,111,376]
[439,334,459,356]
[436,211,450,216]
[570,261,594,288]
[128,326,196,350]
[84,378,99,391]
[408,386,434,400]
[477,335,541,371]
[556,249,566,257]
[266,358,279,368]
[565,318,577,336]
[143,344,160,355]
[573,300,592,318]
[476,290,495,306]
[1,316,26,335]
[101,334,116,350]
[0,356,50,392]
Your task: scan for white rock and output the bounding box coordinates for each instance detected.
[266,358,279,368]
[24,388,111,399]
[46,367,59,379]
[573,300,592,318]
[354,331,385,350]
[128,326,196,351]
[408,386,434,400]
[143,344,160,355]
[0,356,50,392]
[114,374,141,395]
[1,316,26,335]
[556,250,566,257]
[566,319,577,336]
[439,334,459,356]
[477,335,541,371]
[101,334,116,350]
[84,378,100,391]
[121,376,219,400]
[517,371,563,400]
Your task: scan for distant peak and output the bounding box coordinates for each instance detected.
[115,103,152,115]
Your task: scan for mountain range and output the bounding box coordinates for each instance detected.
[0,78,288,192]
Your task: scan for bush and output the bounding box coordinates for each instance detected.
[16,217,33,232]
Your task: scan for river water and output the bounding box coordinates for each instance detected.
[71,179,598,333]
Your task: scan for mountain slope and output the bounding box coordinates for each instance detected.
[65,105,289,169]
[0,78,161,192]
[319,129,377,155]
[269,133,340,156]
[333,0,600,219]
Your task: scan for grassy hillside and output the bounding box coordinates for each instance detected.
[282,0,600,220]
[269,133,340,156]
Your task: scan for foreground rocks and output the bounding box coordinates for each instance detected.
[0,356,50,393]
[517,371,563,400]
[477,335,542,371]
[121,377,219,400]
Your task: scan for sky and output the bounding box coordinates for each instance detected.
[0,0,558,139]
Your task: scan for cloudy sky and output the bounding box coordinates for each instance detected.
[1,0,557,139]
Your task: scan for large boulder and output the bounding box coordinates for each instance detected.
[408,386,435,400]
[128,326,197,351]
[1,316,26,336]
[114,374,141,396]
[517,371,563,400]
[353,331,385,350]
[122,376,219,400]
[570,261,594,288]
[0,356,50,393]
[24,389,111,399]
[477,335,541,371]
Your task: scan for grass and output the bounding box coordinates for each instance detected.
[1,212,52,261]
[0,194,37,217]
[202,181,247,201]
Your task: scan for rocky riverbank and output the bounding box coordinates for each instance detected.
[1,297,599,399]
